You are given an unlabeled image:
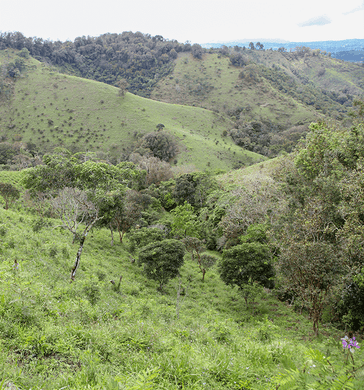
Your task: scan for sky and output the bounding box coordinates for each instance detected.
[0,0,363,44]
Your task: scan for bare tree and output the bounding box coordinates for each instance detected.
[136,155,173,186]
[48,187,103,280]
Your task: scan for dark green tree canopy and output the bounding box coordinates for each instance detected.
[219,242,274,289]
[141,131,178,162]
[128,227,166,254]
[0,182,20,210]
[138,239,185,289]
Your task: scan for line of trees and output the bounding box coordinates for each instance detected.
[0,31,201,97]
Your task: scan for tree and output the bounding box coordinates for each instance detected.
[0,182,20,210]
[117,78,129,96]
[0,143,18,165]
[22,154,147,279]
[49,187,98,243]
[219,240,274,304]
[218,176,285,248]
[128,227,166,254]
[182,237,216,281]
[141,131,178,162]
[277,240,342,336]
[271,121,364,333]
[249,42,255,50]
[136,156,173,186]
[191,44,203,59]
[110,189,144,243]
[255,42,264,50]
[173,172,219,209]
[48,187,103,280]
[138,239,185,290]
[229,52,247,67]
[171,202,201,238]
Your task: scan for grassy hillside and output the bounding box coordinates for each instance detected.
[1,182,361,389]
[151,50,364,128]
[0,49,265,172]
[216,157,283,190]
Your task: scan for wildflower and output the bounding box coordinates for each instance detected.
[341,335,360,352]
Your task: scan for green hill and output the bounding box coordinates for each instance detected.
[2,32,364,160]
[0,49,264,171]
[152,50,364,127]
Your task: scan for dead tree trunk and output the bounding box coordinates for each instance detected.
[70,218,100,281]
[110,223,114,246]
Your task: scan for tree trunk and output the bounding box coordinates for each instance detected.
[70,217,100,281]
[119,230,125,243]
[110,223,114,246]
[202,268,206,282]
[70,232,87,281]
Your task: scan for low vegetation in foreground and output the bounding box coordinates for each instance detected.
[0,207,363,390]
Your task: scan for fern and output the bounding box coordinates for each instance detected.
[275,349,357,390]
[116,368,160,390]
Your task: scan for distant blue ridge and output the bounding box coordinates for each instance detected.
[201,38,364,55]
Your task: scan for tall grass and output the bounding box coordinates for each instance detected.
[0,206,362,389]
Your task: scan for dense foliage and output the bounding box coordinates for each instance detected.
[0,31,197,97]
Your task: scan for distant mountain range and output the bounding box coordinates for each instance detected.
[202,39,364,62]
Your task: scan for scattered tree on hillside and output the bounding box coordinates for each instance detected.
[255,42,264,50]
[0,182,20,210]
[49,187,98,244]
[182,237,216,281]
[140,131,178,162]
[229,52,248,67]
[191,44,203,59]
[138,239,185,290]
[277,240,342,336]
[48,186,103,280]
[117,78,129,97]
[219,239,274,305]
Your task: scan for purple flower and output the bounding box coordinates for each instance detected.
[341,335,360,352]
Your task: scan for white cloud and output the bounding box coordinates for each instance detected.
[298,15,332,28]
[343,4,364,15]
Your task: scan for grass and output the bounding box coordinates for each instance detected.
[215,157,283,190]
[0,49,264,172]
[151,52,322,128]
[0,182,363,389]
[152,51,364,129]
